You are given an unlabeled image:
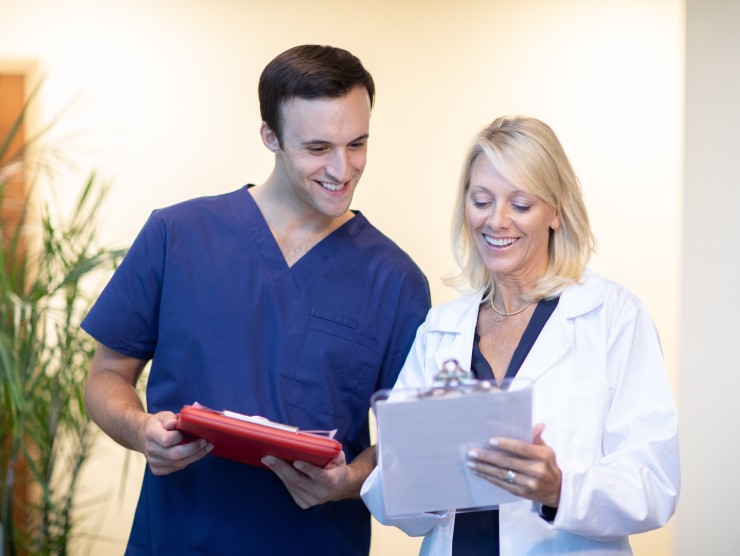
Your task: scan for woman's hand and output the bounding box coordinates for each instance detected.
[466,423,561,508]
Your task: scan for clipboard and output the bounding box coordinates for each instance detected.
[176,404,342,469]
[373,360,532,517]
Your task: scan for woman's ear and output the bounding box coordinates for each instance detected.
[260,122,281,153]
[550,210,561,231]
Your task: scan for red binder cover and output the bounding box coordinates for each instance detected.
[176,404,342,469]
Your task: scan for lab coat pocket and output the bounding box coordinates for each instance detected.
[539,380,610,466]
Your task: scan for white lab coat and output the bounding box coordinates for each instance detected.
[362,269,679,555]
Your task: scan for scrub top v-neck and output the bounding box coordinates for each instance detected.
[452,296,560,556]
[243,183,354,280]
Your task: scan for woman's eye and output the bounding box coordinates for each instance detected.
[512,204,531,212]
[471,199,490,209]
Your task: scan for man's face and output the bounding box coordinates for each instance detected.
[266,86,371,220]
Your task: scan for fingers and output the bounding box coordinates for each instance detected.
[485,423,548,460]
[261,454,348,509]
[141,411,213,475]
[261,457,324,508]
[467,449,523,483]
[467,456,528,491]
[466,425,562,507]
[141,412,180,451]
[532,422,546,444]
[470,445,519,470]
[157,411,179,433]
[467,449,539,499]
[147,438,213,475]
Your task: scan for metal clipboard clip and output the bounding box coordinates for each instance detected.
[418,359,501,398]
[371,359,508,411]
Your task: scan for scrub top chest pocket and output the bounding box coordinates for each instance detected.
[287,308,381,423]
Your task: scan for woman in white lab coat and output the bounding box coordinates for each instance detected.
[361,116,679,555]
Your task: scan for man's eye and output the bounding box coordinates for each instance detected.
[349,142,366,150]
[307,146,329,154]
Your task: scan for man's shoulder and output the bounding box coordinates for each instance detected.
[150,186,247,222]
[347,212,423,276]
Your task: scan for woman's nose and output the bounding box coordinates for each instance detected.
[487,205,510,228]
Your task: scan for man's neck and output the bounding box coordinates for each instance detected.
[249,180,354,267]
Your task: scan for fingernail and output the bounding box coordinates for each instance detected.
[488,438,499,447]
[262,456,274,466]
[466,460,476,469]
[294,461,305,471]
[468,449,479,458]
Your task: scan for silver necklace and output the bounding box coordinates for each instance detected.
[490,298,535,323]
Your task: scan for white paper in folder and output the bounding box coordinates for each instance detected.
[373,374,532,517]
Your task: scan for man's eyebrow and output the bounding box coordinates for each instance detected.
[300,133,370,146]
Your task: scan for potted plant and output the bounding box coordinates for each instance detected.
[0,81,125,555]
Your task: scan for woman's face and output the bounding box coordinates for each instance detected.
[465,154,560,286]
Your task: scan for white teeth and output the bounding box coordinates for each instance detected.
[484,235,515,247]
[320,181,345,192]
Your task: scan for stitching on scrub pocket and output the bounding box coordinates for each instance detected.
[310,308,358,328]
[308,309,378,349]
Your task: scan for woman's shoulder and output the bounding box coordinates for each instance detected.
[561,268,644,318]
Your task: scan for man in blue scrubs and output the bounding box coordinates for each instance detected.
[82,45,430,555]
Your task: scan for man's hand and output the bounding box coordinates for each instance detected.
[139,411,213,476]
[84,343,213,475]
[262,447,375,509]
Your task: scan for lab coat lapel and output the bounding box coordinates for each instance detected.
[430,292,482,375]
[426,272,607,384]
[433,333,474,376]
[516,271,606,385]
[515,309,572,385]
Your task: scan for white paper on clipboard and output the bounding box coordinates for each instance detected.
[373,365,532,518]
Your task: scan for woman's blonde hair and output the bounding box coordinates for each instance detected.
[446,116,596,300]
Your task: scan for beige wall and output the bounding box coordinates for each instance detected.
[0,1,683,554]
[677,1,740,555]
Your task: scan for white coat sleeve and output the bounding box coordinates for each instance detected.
[360,319,450,537]
[553,299,680,540]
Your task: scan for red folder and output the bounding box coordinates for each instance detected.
[176,404,342,469]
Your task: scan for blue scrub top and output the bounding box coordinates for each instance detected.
[82,186,430,555]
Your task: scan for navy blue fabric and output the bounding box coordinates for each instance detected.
[452,510,500,556]
[82,186,430,555]
[452,297,560,556]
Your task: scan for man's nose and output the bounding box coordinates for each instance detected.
[326,149,351,183]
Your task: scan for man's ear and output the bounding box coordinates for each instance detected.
[260,122,281,153]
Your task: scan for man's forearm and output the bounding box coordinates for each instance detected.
[342,446,377,499]
[85,369,149,452]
